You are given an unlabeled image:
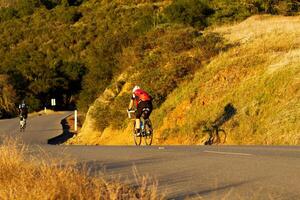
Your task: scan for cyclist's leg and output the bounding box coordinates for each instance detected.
[135,119,141,136]
[136,104,144,135]
[141,101,153,119]
[19,116,23,126]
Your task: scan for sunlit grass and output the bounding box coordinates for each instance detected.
[151,15,300,145]
[0,137,162,199]
[73,15,300,145]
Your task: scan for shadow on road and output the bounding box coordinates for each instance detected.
[47,118,74,145]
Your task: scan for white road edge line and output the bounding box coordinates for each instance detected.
[203,150,253,156]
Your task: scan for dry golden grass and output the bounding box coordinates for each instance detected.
[72,15,300,145]
[0,137,162,199]
[152,15,300,145]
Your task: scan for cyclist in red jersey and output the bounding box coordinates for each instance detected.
[128,86,153,135]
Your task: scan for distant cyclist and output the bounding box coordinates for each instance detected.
[18,101,28,131]
[128,86,153,136]
[18,101,28,119]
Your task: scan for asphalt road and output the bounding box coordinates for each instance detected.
[0,112,300,200]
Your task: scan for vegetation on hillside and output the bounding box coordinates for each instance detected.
[70,15,300,145]
[0,75,17,117]
[148,15,300,145]
[0,0,299,144]
[0,0,299,117]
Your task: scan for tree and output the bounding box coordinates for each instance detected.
[0,75,17,116]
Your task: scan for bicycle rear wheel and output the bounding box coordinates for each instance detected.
[144,119,153,146]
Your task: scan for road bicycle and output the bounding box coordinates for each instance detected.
[127,109,153,146]
[19,115,26,132]
[203,125,226,145]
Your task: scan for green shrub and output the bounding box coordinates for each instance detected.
[271,0,299,15]
[40,0,60,9]
[109,95,129,129]
[164,0,214,28]
[67,0,85,6]
[16,0,42,16]
[56,7,82,23]
[25,95,41,112]
[40,0,84,8]
[208,0,252,24]
[90,104,110,132]
[77,64,113,113]
[193,32,226,59]
[0,8,18,22]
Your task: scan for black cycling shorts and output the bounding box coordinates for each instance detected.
[136,101,153,119]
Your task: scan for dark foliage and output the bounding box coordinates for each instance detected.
[165,0,214,28]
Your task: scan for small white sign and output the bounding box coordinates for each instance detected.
[74,110,78,132]
[51,99,56,106]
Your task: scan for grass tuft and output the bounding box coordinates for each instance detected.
[0,137,162,199]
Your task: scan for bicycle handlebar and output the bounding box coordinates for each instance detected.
[127,109,136,119]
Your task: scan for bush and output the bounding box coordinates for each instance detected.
[40,0,60,9]
[56,7,82,23]
[40,0,84,8]
[25,95,41,112]
[223,0,299,18]
[0,75,17,116]
[0,8,18,22]
[91,104,110,131]
[208,0,253,24]
[271,0,299,15]
[109,94,129,129]
[16,0,42,16]
[164,0,214,28]
[193,32,226,59]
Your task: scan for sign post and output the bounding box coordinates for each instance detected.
[74,110,78,132]
[51,98,56,106]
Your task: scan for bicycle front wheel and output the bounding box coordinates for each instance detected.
[133,121,142,146]
[218,129,226,144]
[144,120,153,146]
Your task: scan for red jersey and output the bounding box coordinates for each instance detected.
[132,89,152,106]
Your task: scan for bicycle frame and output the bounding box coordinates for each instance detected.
[127,109,153,145]
[19,116,26,132]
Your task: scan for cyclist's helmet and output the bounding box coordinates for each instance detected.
[132,85,140,93]
[19,100,26,109]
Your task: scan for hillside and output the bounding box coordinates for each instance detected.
[0,0,299,115]
[0,0,299,144]
[69,15,300,145]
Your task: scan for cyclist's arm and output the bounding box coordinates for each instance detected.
[128,99,134,110]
